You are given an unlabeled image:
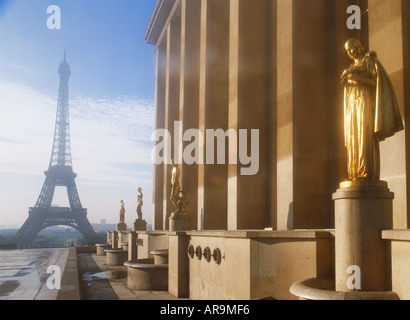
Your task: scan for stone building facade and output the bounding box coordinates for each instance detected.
[141,0,410,300]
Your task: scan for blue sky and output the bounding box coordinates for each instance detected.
[0,0,158,228]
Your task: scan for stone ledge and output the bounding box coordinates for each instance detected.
[133,230,189,236]
[151,249,169,255]
[185,229,335,239]
[382,229,410,241]
[333,186,395,200]
[56,247,81,300]
[125,259,168,269]
[105,249,127,253]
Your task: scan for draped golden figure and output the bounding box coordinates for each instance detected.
[119,200,125,223]
[341,38,404,182]
[170,160,181,208]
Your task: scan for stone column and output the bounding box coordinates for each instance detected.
[404,0,410,229]
[276,0,330,230]
[276,0,293,230]
[163,11,181,230]
[333,182,393,292]
[152,39,167,231]
[227,0,271,230]
[178,0,201,230]
[326,0,355,228]
[197,0,230,230]
[368,0,409,228]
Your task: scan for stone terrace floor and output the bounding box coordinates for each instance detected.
[77,252,186,300]
[0,248,69,300]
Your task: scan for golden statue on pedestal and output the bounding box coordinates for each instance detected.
[340,38,403,185]
[170,160,187,216]
[136,187,143,220]
[119,200,125,223]
[170,160,181,208]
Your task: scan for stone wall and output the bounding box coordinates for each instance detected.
[185,230,334,300]
[382,230,410,299]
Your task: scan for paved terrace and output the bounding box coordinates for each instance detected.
[0,247,185,300]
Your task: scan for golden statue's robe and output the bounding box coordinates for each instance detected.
[344,51,404,180]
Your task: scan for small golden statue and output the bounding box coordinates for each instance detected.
[170,160,187,215]
[341,38,403,183]
[136,187,143,220]
[119,200,125,223]
[170,160,181,207]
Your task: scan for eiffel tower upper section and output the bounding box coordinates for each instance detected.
[33,51,82,210]
[50,50,73,169]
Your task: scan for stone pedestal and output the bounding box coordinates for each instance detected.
[151,249,169,265]
[290,181,398,300]
[105,249,128,266]
[333,181,394,292]
[290,278,399,300]
[125,259,168,291]
[168,234,190,298]
[96,244,111,256]
[128,231,138,261]
[111,231,118,249]
[133,219,147,231]
[137,232,168,259]
[118,231,128,248]
[107,231,113,245]
[116,223,127,232]
[169,214,191,232]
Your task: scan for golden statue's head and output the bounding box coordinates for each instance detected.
[138,187,142,193]
[345,38,365,60]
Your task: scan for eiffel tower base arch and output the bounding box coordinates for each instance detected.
[14,207,98,247]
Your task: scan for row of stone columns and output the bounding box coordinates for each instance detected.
[151,0,410,232]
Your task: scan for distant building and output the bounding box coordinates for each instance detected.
[92,223,117,233]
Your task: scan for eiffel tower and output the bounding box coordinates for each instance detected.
[14,52,97,247]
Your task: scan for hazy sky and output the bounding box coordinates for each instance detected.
[0,0,158,228]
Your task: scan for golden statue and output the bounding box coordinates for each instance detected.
[136,187,143,220]
[119,200,125,223]
[341,38,403,183]
[170,160,181,208]
[170,160,187,215]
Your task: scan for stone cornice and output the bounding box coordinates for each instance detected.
[145,0,177,46]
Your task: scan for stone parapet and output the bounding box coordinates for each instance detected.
[382,229,410,300]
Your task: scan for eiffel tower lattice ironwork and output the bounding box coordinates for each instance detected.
[14,52,97,247]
